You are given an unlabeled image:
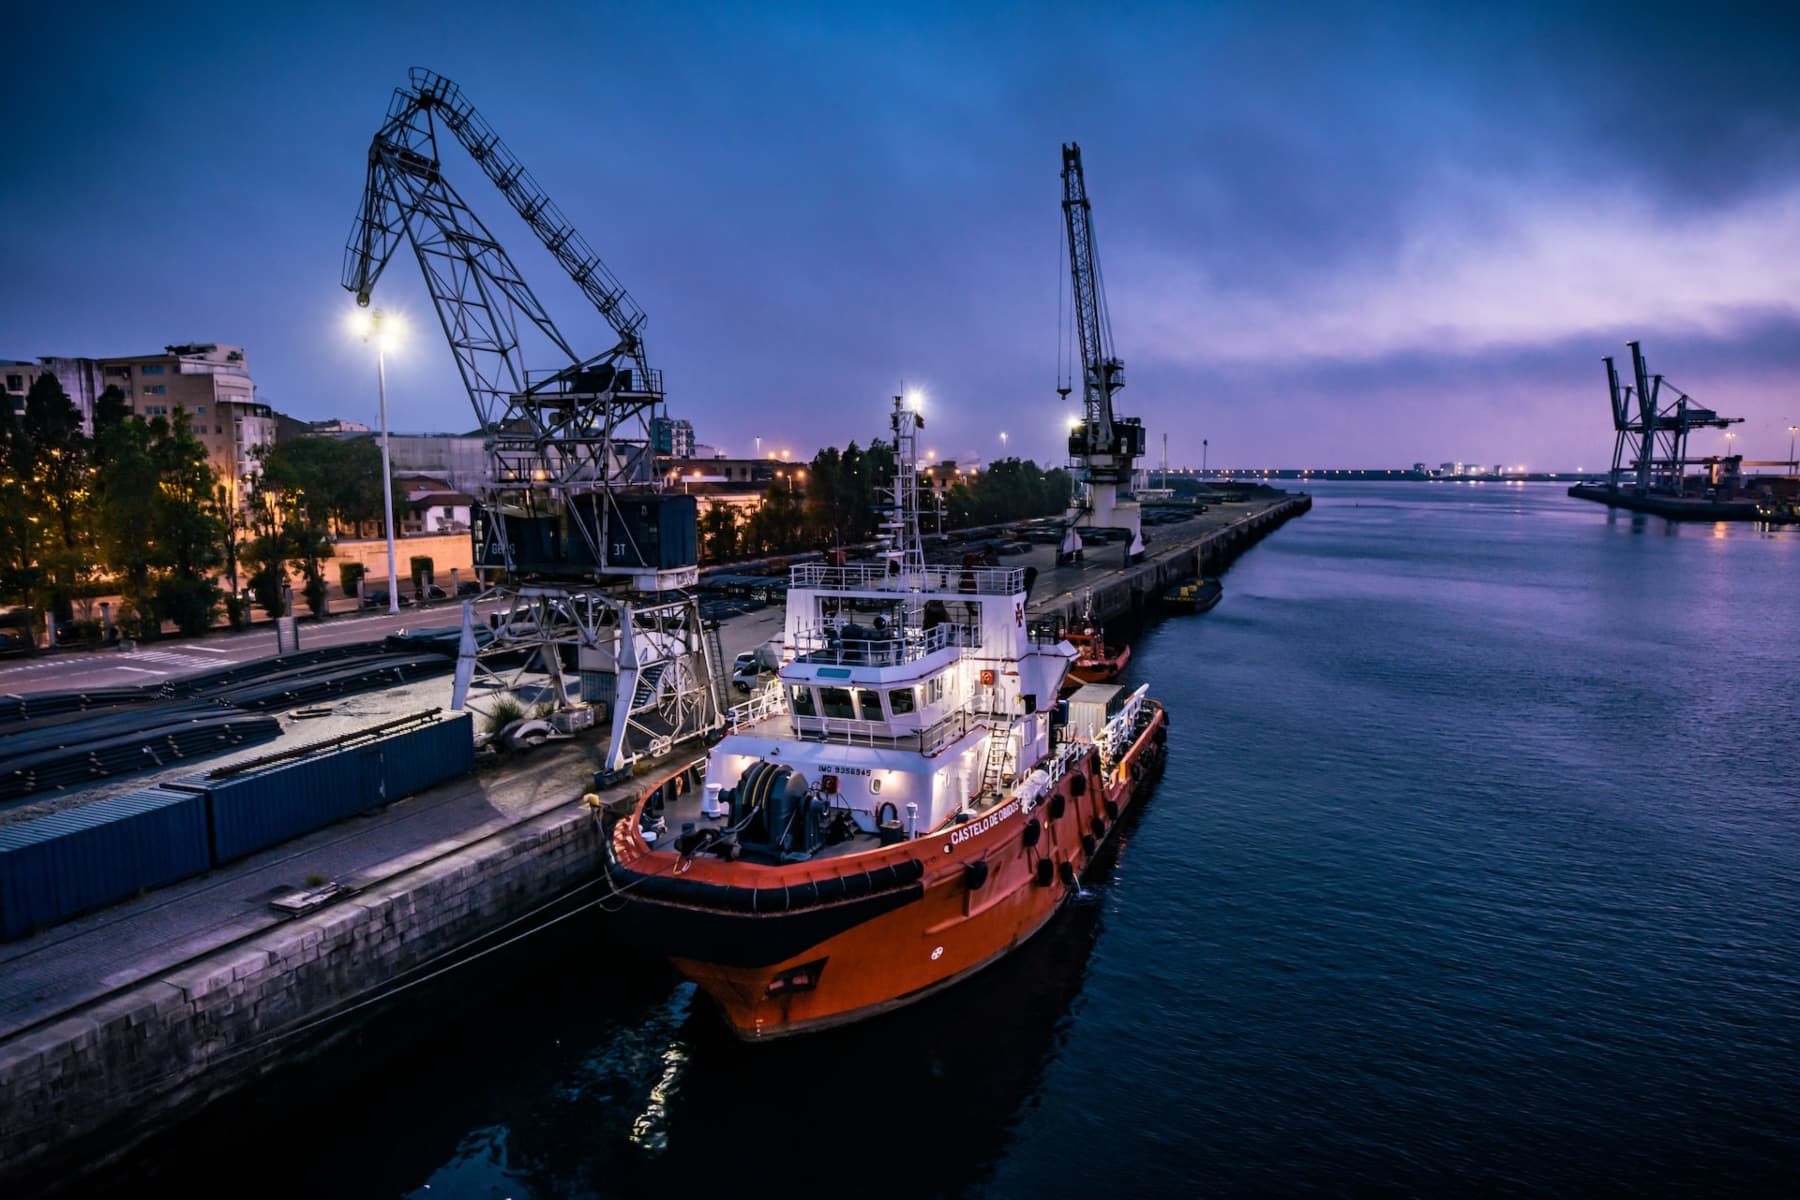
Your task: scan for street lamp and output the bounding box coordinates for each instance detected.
[1000,431,1008,455]
[350,307,403,614]
[1789,424,1797,470]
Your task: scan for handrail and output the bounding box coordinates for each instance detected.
[788,620,979,667]
[790,562,1024,595]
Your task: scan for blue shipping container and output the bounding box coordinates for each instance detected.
[379,714,475,801]
[200,745,383,864]
[0,787,210,942]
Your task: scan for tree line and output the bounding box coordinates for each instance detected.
[699,440,1073,561]
[0,373,385,644]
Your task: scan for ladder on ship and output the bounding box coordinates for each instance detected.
[979,717,1015,800]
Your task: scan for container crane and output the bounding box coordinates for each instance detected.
[1057,142,1146,564]
[342,68,724,772]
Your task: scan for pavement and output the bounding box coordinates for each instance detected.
[0,496,1290,1041]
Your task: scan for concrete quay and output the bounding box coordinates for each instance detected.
[1026,491,1312,627]
[0,491,1306,1191]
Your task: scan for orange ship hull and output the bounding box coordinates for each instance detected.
[604,703,1169,1040]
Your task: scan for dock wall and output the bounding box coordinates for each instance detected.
[1030,494,1312,626]
[0,799,604,1188]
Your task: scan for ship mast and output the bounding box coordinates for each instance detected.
[881,393,927,586]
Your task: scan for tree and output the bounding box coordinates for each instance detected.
[1,374,95,630]
[699,501,739,563]
[148,410,223,634]
[92,408,222,637]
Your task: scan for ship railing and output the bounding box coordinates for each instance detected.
[791,562,1024,596]
[788,708,977,755]
[726,681,788,731]
[788,620,979,667]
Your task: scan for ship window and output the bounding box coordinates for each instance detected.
[856,689,883,720]
[790,685,815,716]
[889,686,916,715]
[819,687,854,719]
[925,674,946,704]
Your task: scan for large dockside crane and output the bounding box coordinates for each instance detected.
[1604,341,1742,494]
[342,68,724,773]
[1057,143,1147,564]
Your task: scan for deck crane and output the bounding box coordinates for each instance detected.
[342,68,724,773]
[1057,143,1147,564]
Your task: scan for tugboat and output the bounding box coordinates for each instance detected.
[602,396,1168,1040]
[1061,596,1131,688]
[1162,576,1223,614]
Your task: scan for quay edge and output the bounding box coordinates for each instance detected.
[0,492,1309,1191]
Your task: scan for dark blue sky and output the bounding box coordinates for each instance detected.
[5,2,1798,469]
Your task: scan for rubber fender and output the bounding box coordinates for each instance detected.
[1021,817,1042,848]
[1036,858,1056,887]
[842,871,873,899]
[1058,861,1078,886]
[1068,774,1087,798]
[1082,833,1098,857]
[897,859,926,884]
[786,880,820,908]
[815,875,847,903]
[1091,816,1106,839]
[866,863,899,892]
[1048,792,1068,818]
[753,886,791,914]
[964,860,991,890]
[1105,798,1120,820]
[724,886,757,913]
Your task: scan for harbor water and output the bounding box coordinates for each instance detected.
[102,482,1799,1197]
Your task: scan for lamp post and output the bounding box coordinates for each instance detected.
[1000,430,1008,456]
[1789,424,1797,472]
[352,308,402,614]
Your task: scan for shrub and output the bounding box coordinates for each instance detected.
[409,555,434,589]
[338,561,365,594]
[223,593,245,631]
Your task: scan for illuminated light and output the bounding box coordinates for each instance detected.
[346,309,373,339]
[1068,416,1082,431]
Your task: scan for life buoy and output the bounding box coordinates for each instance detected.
[675,772,689,796]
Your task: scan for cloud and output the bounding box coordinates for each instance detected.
[1114,182,1800,366]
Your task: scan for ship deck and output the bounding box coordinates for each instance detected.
[639,767,1020,864]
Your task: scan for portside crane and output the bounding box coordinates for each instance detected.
[343,68,724,772]
[1604,340,1743,494]
[1057,142,1146,564]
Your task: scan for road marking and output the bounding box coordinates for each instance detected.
[114,666,169,676]
[179,644,230,654]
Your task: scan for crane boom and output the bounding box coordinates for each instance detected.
[341,66,673,585]
[1062,143,1124,456]
[341,69,722,775]
[1058,143,1145,562]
